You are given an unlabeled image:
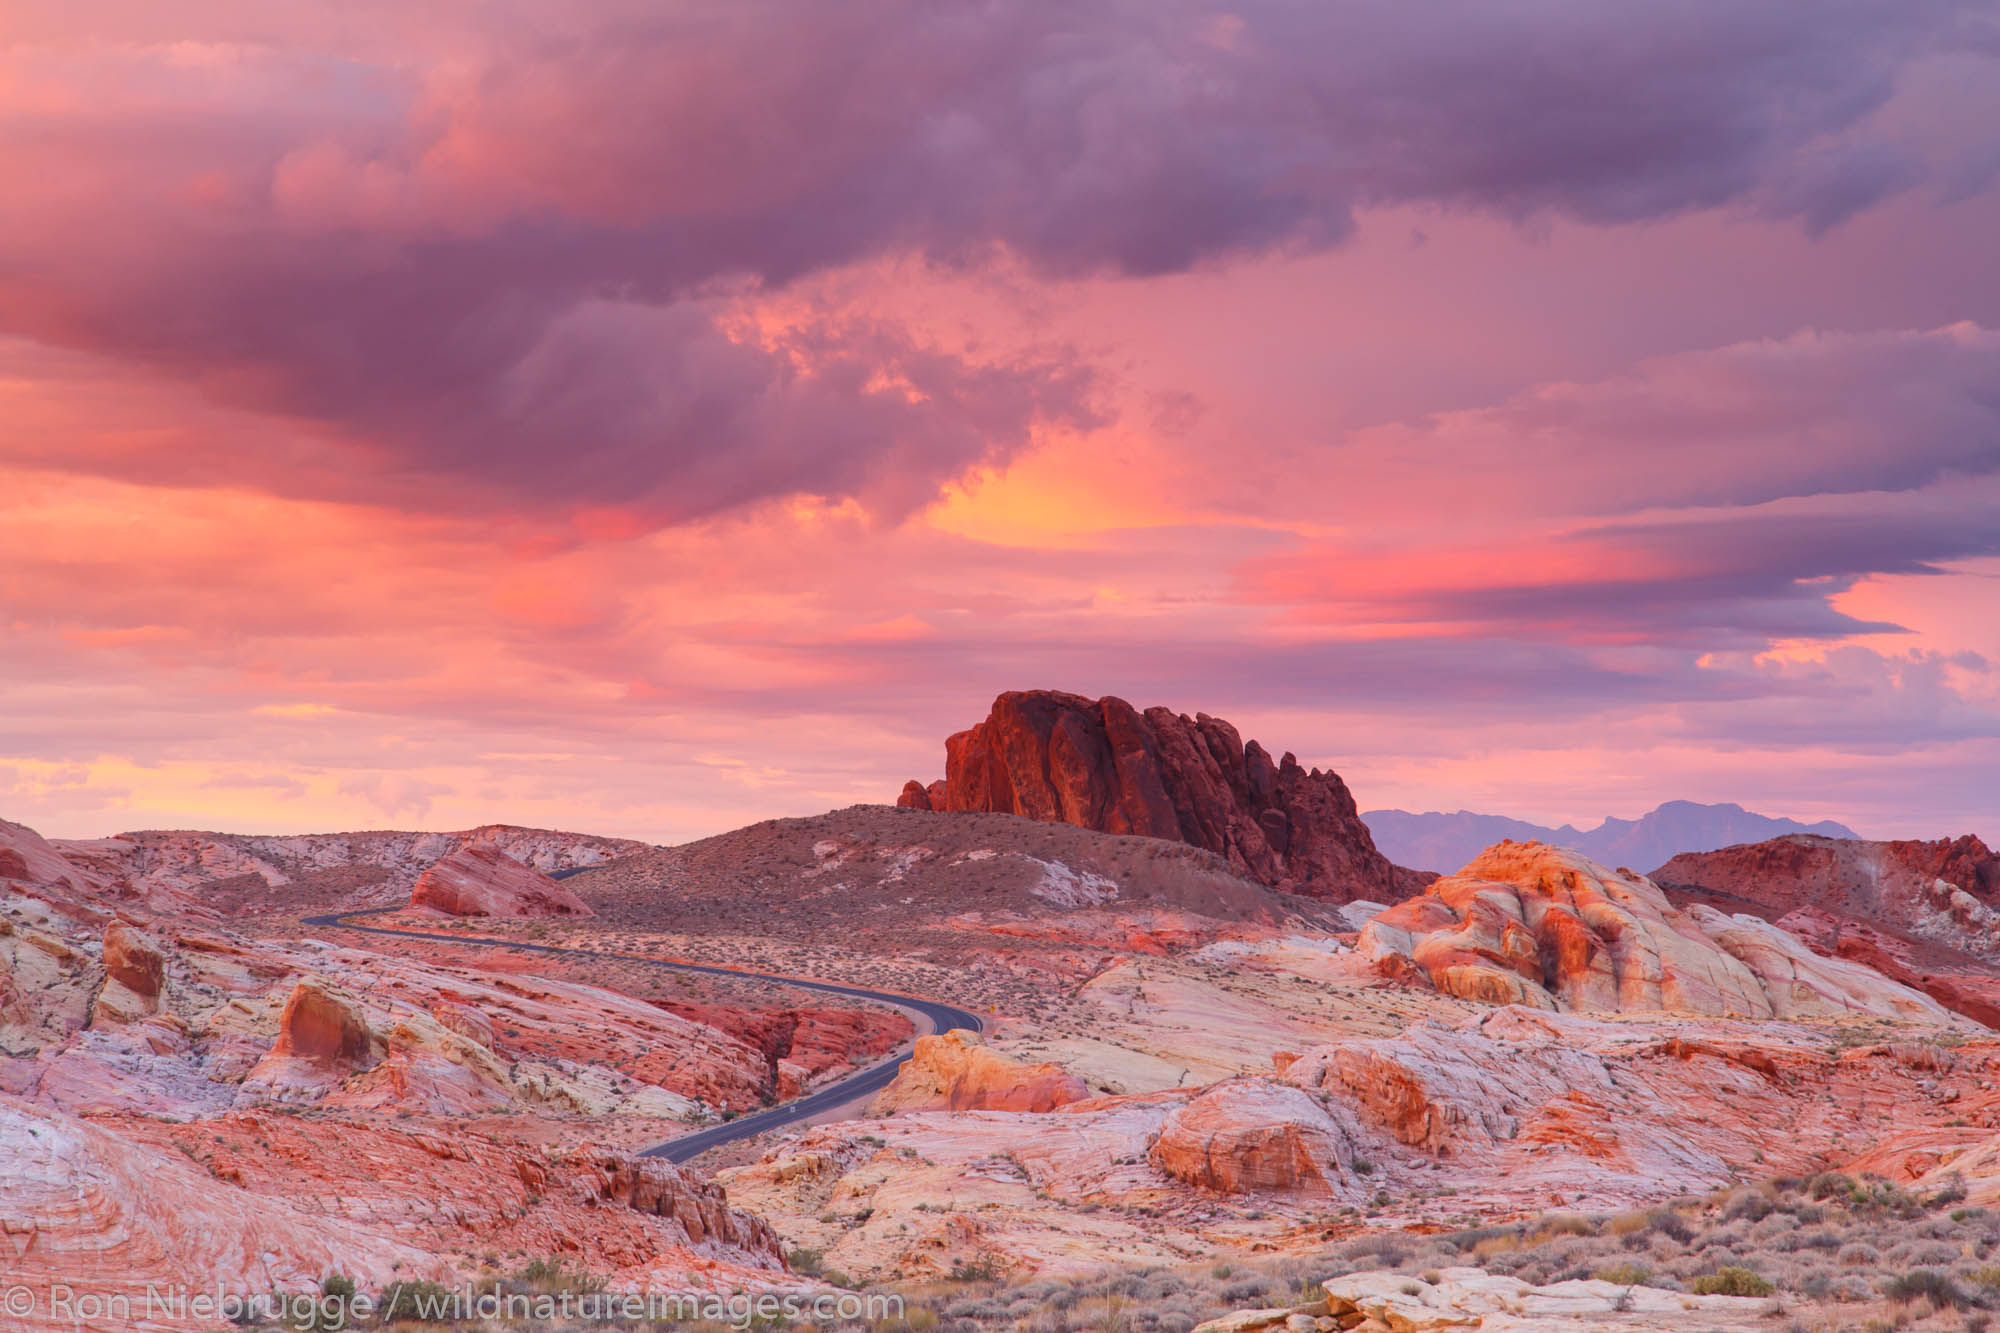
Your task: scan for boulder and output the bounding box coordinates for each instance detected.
[1149,1079,1362,1196]
[873,1029,1087,1113]
[274,979,374,1065]
[897,690,1427,902]
[101,921,165,998]
[410,843,594,918]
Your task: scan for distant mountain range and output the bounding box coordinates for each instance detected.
[1362,800,1860,876]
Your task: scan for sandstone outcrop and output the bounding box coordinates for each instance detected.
[1655,833,2000,1004]
[1777,906,2000,1028]
[1657,832,1999,922]
[1148,1080,1361,1196]
[0,1094,442,1331]
[272,979,375,1065]
[45,822,643,917]
[897,690,1424,902]
[101,921,165,997]
[1358,840,1955,1021]
[409,843,594,917]
[873,1029,1087,1113]
[1,816,107,894]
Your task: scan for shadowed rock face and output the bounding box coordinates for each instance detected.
[275,980,375,1066]
[898,690,1424,903]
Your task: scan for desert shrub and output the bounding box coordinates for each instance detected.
[1967,1264,2000,1289]
[945,1298,1007,1319]
[1882,1268,1966,1309]
[512,1255,604,1296]
[1440,1226,1511,1254]
[1723,1190,1773,1223]
[1341,1235,1410,1268]
[1537,1213,1596,1239]
[1838,1243,1882,1268]
[1218,1282,1269,1306]
[949,1258,1008,1284]
[1806,1172,1857,1201]
[377,1280,455,1324]
[1604,1210,1653,1237]
[1155,1315,1196,1333]
[1689,1267,1775,1297]
[1594,1263,1651,1286]
[1775,1227,1840,1253]
[787,1247,826,1277]
[1885,1240,1959,1267]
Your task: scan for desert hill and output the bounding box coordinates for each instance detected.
[1655,832,2000,1025]
[574,802,1342,957]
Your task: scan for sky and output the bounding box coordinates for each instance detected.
[2,1,1998,844]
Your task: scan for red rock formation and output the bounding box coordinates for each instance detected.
[1654,833,2000,931]
[1653,834,2000,1026]
[101,921,165,998]
[274,979,374,1065]
[1358,841,1954,1022]
[410,843,594,918]
[1777,907,2000,1029]
[653,1000,914,1099]
[1148,1079,1362,1196]
[575,1153,782,1255]
[898,690,1423,902]
[1,1094,443,1330]
[873,1029,1088,1113]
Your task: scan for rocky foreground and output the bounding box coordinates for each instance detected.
[6,797,2000,1330]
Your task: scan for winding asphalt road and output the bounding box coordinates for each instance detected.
[301,896,982,1163]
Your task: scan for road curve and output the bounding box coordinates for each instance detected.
[301,904,982,1163]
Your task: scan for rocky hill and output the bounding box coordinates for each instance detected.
[575,802,1333,967]
[1363,800,1859,875]
[1654,832,2000,1024]
[897,690,1425,902]
[41,822,646,917]
[1359,840,1954,1022]
[1655,832,2000,929]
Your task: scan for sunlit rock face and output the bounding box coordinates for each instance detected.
[1358,840,1956,1022]
[873,1028,1087,1114]
[408,842,594,918]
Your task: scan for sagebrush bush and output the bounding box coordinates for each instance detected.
[1689,1267,1775,1297]
[1881,1267,1966,1310]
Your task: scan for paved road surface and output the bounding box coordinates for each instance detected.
[302,900,981,1163]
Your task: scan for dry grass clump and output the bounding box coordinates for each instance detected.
[808,1171,1993,1333]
